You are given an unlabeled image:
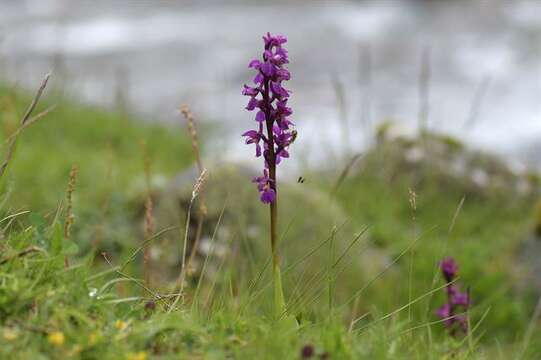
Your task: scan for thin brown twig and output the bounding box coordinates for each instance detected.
[0,73,51,179]
[0,246,46,265]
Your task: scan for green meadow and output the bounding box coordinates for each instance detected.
[0,81,540,359]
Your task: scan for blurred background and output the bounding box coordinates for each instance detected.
[0,0,540,170]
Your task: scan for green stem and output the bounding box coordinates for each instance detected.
[270,199,286,317]
[328,226,335,313]
[262,74,285,318]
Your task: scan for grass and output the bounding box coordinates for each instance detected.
[1,84,540,359]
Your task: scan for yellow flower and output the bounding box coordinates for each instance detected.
[48,331,65,346]
[126,351,147,360]
[2,328,18,341]
[88,331,100,346]
[114,320,129,331]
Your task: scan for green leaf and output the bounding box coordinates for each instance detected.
[50,222,64,255]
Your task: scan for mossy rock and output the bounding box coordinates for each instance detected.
[363,122,538,201]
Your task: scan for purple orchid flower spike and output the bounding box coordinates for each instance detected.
[436,257,471,335]
[242,33,295,316]
[242,32,295,204]
[441,257,458,282]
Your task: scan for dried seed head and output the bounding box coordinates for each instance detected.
[408,188,417,211]
[180,105,207,217]
[181,106,198,152]
[64,164,78,240]
[192,169,208,201]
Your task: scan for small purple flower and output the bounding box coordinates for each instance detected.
[452,288,470,305]
[242,33,295,203]
[441,257,458,282]
[300,344,315,358]
[253,170,275,204]
[435,257,471,335]
[436,303,453,326]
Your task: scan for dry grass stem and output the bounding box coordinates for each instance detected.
[0,246,46,265]
[169,168,208,313]
[64,164,78,268]
[180,105,207,279]
[0,73,52,179]
[191,169,208,201]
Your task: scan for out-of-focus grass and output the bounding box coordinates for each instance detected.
[1,85,540,359]
[328,136,539,342]
[0,86,193,256]
[0,86,192,210]
[1,203,539,359]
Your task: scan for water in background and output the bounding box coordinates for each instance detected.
[0,0,540,170]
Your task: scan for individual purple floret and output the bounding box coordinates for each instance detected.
[242,32,295,203]
[436,257,470,335]
[253,169,275,204]
[441,257,458,282]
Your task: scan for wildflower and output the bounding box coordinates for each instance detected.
[242,33,294,316]
[301,344,315,358]
[88,331,100,346]
[253,170,275,203]
[242,32,295,203]
[435,257,470,334]
[440,257,458,282]
[2,328,18,341]
[47,331,65,346]
[114,319,129,331]
[450,290,470,307]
